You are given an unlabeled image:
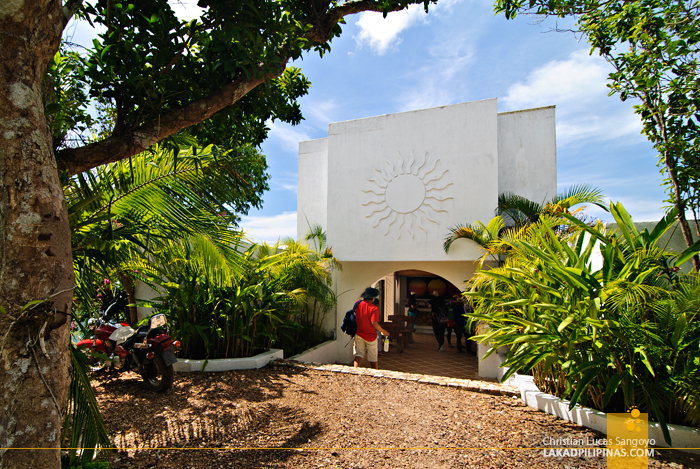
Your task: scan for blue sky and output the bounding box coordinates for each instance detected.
[240,0,667,243]
[67,0,668,244]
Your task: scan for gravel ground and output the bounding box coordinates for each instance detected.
[92,364,700,468]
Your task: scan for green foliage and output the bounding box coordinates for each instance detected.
[272,236,339,355]
[66,144,265,319]
[467,202,700,443]
[62,142,267,461]
[498,184,606,227]
[74,0,307,150]
[151,234,338,359]
[494,0,700,263]
[47,1,442,175]
[62,346,112,466]
[149,240,288,359]
[444,186,606,266]
[45,48,95,152]
[443,216,507,266]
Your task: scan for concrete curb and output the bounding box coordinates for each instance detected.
[173,349,284,372]
[515,374,700,454]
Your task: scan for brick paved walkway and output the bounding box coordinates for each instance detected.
[366,330,480,380]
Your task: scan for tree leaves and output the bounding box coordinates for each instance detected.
[495,0,700,267]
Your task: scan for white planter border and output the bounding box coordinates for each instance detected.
[173,349,283,373]
[289,339,337,363]
[515,374,700,454]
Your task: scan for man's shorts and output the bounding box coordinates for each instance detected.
[354,335,378,362]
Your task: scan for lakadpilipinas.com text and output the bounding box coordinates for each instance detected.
[541,437,655,458]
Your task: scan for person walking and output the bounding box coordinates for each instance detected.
[429,290,447,352]
[353,287,390,369]
[451,296,467,353]
[445,300,455,348]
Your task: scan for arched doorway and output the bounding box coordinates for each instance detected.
[348,268,479,380]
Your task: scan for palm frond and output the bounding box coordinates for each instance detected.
[63,345,112,466]
[497,192,544,226]
[551,183,608,211]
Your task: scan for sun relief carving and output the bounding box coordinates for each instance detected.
[362,150,453,238]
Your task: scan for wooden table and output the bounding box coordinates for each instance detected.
[379,321,411,353]
[387,315,416,343]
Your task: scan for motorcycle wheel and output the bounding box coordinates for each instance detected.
[141,354,174,392]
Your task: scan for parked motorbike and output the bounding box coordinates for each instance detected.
[76,313,180,392]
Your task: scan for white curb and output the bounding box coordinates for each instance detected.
[515,375,700,454]
[173,349,284,372]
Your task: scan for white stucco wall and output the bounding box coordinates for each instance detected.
[325,99,498,262]
[134,280,164,322]
[297,138,329,240]
[497,106,557,204]
[296,98,558,371]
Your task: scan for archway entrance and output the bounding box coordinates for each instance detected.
[358,269,479,380]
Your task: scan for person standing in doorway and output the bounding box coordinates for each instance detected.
[429,290,448,352]
[407,292,418,331]
[452,296,467,353]
[354,287,390,369]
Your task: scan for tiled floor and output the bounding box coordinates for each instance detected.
[358,330,480,380]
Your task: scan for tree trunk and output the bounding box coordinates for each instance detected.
[665,154,700,271]
[0,1,73,468]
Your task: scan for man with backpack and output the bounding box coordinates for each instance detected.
[352,287,390,369]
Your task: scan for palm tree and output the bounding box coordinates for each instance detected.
[278,232,340,335]
[444,185,607,265]
[66,143,264,322]
[497,184,607,227]
[63,143,266,465]
[303,223,342,272]
[443,216,507,267]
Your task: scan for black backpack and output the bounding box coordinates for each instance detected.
[340,300,362,337]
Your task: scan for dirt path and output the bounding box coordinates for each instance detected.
[92,365,700,468]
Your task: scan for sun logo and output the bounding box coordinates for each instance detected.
[362,150,452,238]
[625,407,643,433]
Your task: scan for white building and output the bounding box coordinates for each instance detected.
[296,98,557,376]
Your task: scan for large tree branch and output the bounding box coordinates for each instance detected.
[57,1,427,176]
[62,0,84,28]
[305,0,425,42]
[56,64,286,176]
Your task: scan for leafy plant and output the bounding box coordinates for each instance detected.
[152,241,304,359]
[466,203,700,444]
[150,228,339,359]
[495,0,700,269]
[62,346,112,467]
[66,143,265,323]
[444,186,606,266]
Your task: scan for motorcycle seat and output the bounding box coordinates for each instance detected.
[123,329,149,347]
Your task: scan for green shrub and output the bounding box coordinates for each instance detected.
[152,236,338,360]
[467,203,700,444]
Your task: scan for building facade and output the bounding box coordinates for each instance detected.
[296,98,557,372]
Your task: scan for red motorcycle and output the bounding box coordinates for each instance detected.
[76,313,180,392]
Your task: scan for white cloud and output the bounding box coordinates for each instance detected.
[239,211,298,245]
[305,99,338,127]
[266,120,312,153]
[354,4,428,55]
[271,171,298,193]
[503,50,610,110]
[170,0,204,22]
[398,81,454,111]
[502,50,644,146]
[397,40,474,111]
